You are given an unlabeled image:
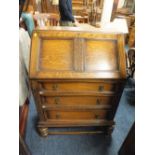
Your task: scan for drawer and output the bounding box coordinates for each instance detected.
[42,96,114,106]
[39,82,117,92]
[45,110,109,120]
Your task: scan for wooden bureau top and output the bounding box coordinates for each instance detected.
[34,25,128,34]
[29,27,126,80]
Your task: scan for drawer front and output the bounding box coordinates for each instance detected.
[42,96,114,106]
[45,110,109,120]
[39,82,117,92]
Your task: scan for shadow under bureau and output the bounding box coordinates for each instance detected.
[29,27,126,136]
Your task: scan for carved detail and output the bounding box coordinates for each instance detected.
[74,38,85,72]
[38,127,48,137]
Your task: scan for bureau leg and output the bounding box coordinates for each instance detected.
[105,125,114,136]
[38,127,48,137]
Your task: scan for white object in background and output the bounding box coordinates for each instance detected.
[19,28,31,106]
[118,0,125,8]
[41,19,45,27]
[100,0,114,26]
[52,0,59,5]
[36,0,41,5]
[19,28,30,71]
[100,18,129,34]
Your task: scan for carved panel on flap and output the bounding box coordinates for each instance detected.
[39,39,74,71]
[85,40,119,71]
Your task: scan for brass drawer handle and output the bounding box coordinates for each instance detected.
[55,97,60,105]
[95,114,99,119]
[56,113,60,119]
[96,99,101,105]
[52,84,58,91]
[98,86,104,92]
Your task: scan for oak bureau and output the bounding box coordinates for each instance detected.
[29,27,126,136]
